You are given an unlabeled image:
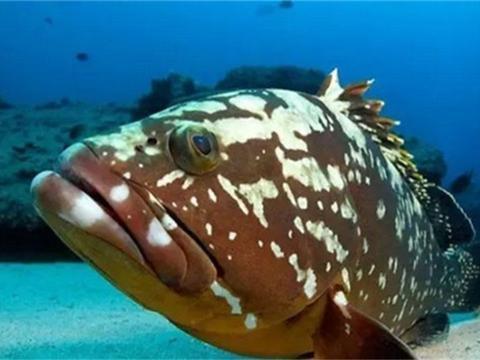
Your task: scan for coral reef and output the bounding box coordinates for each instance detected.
[131,74,200,120]
[0,96,13,110]
[216,66,325,94]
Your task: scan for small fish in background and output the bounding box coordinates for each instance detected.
[279,0,294,9]
[44,17,53,25]
[257,0,293,16]
[75,52,89,62]
[450,170,474,194]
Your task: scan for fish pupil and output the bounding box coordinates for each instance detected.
[192,135,211,155]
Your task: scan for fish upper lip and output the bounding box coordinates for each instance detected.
[60,164,139,251]
[56,142,217,293]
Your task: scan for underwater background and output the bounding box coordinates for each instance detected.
[1,1,480,358]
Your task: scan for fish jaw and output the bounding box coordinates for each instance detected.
[31,143,217,295]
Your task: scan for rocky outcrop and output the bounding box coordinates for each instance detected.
[0,97,13,110]
[404,137,447,185]
[131,74,201,120]
[216,66,326,94]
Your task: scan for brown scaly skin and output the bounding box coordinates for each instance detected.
[31,70,478,358]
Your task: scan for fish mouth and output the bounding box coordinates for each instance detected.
[31,143,216,294]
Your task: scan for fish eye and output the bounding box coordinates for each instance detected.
[169,124,220,175]
[191,134,212,155]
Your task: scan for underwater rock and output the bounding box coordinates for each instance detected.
[216,66,326,93]
[131,73,200,120]
[0,103,131,260]
[404,136,447,184]
[450,170,474,195]
[35,97,72,110]
[0,97,13,110]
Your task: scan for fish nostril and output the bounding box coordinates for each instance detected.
[135,144,145,153]
[146,137,158,146]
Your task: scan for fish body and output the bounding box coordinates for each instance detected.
[31,70,478,358]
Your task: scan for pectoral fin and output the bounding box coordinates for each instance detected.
[312,288,416,359]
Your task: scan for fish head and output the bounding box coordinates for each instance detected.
[31,90,360,335]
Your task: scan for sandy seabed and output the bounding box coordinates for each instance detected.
[0,263,478,359]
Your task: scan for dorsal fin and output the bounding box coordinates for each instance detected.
[317,69,476,247]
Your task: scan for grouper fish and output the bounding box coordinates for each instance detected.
[31,70,479,358]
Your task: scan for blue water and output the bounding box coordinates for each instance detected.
[1,2,480,358]
[1,2,479,181]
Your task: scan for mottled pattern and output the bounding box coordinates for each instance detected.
[32,70,479,357]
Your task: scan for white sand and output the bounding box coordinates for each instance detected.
[0,263,478,359]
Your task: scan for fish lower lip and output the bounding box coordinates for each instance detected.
[131,185,219,293]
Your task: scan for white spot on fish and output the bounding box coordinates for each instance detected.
[362,238,369,254]
[297,196,308,210]
[217,175,249,215]
[331,202,339,214]
[109,183,130,203]
[160,213,177,231]
[156,169,185,187]
[282,182,297,207]
[340,199,357,222]
[190,196,199,207]
[275,148,331,192]
[257,240,264,248]
[205,223,213,236]
[377,199,386,219]
[378,273,387,289]
[182,177,194,190]
[270,241,285,258]
[229,95,267,113]
[317,200,324,211]
[244,313,257,330]
[333,290,348,306]
[306,220,348,263]
[238,178,279,228]
[59,193,105,229]
[294,216,305,234]
[304,269,317,299]
[228,232,237,241]
[288,254,317,299]
[208,188,217,203]
[327,165,345,190]
[210,281,242,314]
[342,268,351,291]
[147,218,172,246]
